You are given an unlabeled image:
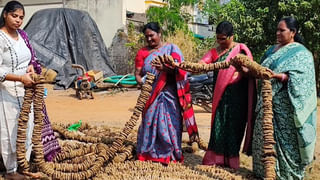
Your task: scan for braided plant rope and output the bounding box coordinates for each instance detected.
[16,73,155,179]
[98,160,241,180]
[152,54,276,180]
[16,87,34,173]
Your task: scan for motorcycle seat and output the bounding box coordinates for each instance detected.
[202,77,214,84]
[188,74,209,83]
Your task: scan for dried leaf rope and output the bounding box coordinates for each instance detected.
[261,80,276,180]
[152,54,272,79]
[16,88,33,172]
[99,160,241,180]
[152,54,276,179]
[16,73,155,179]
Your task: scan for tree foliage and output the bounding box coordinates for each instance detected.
[145,0,320,89]
[145,0,214,62]
[203,0,320,91]
[146,0,198,34]
[203,0,320,59]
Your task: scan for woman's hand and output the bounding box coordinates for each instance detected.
[266,68,274,75]
[26,65,35,74]
[20,72,35,87]
[134,68,143,89]
[267,68,288,82]
[272,72,288,82]
[237,65,249,77]
[152,61,165,71]
[241,66,249,73]
[153,55,175,72]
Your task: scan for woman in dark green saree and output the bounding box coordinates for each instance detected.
[201,21,255,169]
[252,17,317,180]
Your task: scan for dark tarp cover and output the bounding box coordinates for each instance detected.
[24,8,116,89]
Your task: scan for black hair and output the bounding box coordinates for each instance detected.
[0,1,25,28]
[280,16,304,44]
[216,21,233,37]
[142,22,161,34]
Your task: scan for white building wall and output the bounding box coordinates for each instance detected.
[188,24,214,38]
[183,4,213,38]
[1,0,126,47]
[65,0,126,47]
[0,0,63,28]
[125,0,145,13]
[145,0,167,9]
[220,0,230,5]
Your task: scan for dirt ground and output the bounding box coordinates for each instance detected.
[44,84,212,147]
[43,84,319,179]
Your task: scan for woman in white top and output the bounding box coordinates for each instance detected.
[0,1,60,179]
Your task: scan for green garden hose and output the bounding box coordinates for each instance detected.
[103,74,137,85]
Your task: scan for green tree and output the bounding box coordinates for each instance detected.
[145,0,214,62]
[146,0,198,34]
[203,0,320,91]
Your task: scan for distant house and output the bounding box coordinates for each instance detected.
[220,0,231,5]
[188,3,213,39]
[189,0,231,39]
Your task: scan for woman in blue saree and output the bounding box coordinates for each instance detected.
[252,17,317,180]
[135,22,199,164]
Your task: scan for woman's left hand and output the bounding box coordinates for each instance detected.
[273,72,288,82]
[153,55,175,72]
[241,66,249,73]
[26,65,35,74]
[153,61,165,71]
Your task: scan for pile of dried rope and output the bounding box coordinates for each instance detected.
[16,54,276,179]
[14,72,238,180]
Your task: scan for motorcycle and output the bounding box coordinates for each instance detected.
[188,72,214,112]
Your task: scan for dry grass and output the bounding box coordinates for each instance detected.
[165,29,200,63]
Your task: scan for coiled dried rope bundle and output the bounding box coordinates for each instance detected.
[194,165,242,180]
[16,73,155,179]
[16,87,33,173]
[152,54,276,179]
[98,160,240,180]
[230,54,273,79]
[261,80,276,180]
[105,72,155,159]
[52,123,101,143]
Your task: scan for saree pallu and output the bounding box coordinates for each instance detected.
[136,43,198,164]
[202,43,255,169]
[252,43,317,180]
